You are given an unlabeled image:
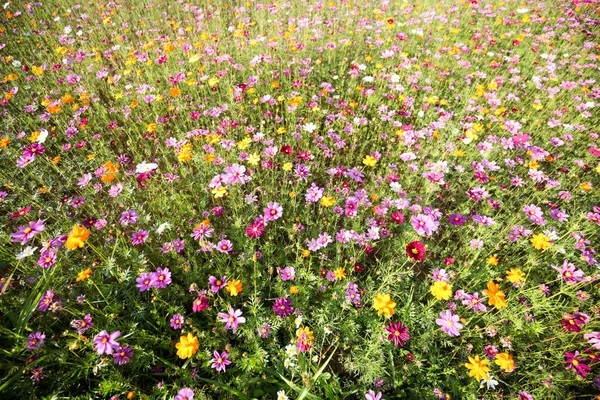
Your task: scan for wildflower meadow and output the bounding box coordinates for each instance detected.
[1,0,600,398]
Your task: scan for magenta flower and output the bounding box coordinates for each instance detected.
[565,351,591,377]
[130,230,149,245]
[435,310,463,337]
[208,276,227,292]
[11,219,45,245]
[217,306,246,333]
[245,219,266,238]
[192,295,209,312]
[113,345,133,365]
[93,330,121,355]
[273,297,294,318]
[385,321,410,347]
[151,267,172,288]
[447,213,466,226]
[136,273,153,292]
[37,251,56,268]
[552,260,584,284]
[170,314,184,330]
[211,350,232,372]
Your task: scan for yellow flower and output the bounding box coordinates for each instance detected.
[580,182,592,192]
[373,293,396,317]
[178,143,193,162]
[483,281,507,310]
[494,352,515,372]
[282,162,293,172]
[76,268,92,282]
[301,249,310,258]
[65,226,91,250]
[175,332,199,359]
[225,279,242,296]
[320,195,335,207]
[212,186,227,198]
[363,155,377,167]
[530,233,552,250]
[32,65,44,76]
[430,281,452,301]
[506,268,525,285]
[486,255,499,266]
[290,286,299,295]
[296,326,314,341]
[465,355,490,382]
[247,153,260,166]
[334,268,346,280]
[208,77,219,87]
[0,138,10,148]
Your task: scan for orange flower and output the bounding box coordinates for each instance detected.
[175,332,199,359]
[65,226,91,250]
[225,279,242,296]
[483,281,507,310]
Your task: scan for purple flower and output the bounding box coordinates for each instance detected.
[30,367,44,382]
[71,314,94,335]
[113,345,133,365]
[26,332,45,352]
[11,219,45,245]
[136,273,154,291]
[93,330,121,355]
[218,306,246,333]
[151,267,172,288]
[119,210,139,226]
[191,222,213,240]
[273,297,294,318]
[435,310,463,337]
[447,213,466,226]
[258,323,271,338]
[174,388,195,400]
[130,230,149,245]
[38,290,55,312]
[211,350,232,372]
[170,314,184,330]
[208,276,227,292]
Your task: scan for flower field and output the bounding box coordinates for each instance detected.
[1,0,600,398]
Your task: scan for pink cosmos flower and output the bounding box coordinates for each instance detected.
[435,310,463,337]
[93,330,121,355]
[218,306,246,333]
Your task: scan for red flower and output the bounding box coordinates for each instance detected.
[406,241,426,261]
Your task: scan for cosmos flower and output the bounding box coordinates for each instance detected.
[93,330,121,355]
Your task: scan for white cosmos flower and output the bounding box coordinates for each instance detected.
[37,129,48,144]
[135,162,158,173]
[16,246,37,260]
